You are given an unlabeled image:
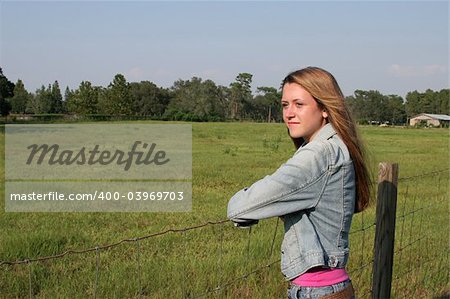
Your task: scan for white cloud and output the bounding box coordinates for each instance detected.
[126,67,145,81]
[388,64,447,77]
[422,64,447,76]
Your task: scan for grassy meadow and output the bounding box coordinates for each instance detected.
[0,122,448,298]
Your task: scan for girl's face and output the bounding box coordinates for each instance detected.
[281,83,328,142]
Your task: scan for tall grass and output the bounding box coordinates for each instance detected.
[0,123,448,298]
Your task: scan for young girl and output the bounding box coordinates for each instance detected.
[227,67,371,299]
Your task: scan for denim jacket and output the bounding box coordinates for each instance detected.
[227,124,355,280]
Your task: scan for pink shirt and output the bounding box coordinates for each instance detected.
[292,267,349,287]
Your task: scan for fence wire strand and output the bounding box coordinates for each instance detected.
[0,220,229,266]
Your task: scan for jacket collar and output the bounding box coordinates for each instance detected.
[312,123,337,142]
[297,123,337,151]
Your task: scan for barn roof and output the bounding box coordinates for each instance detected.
[411,113,450,121]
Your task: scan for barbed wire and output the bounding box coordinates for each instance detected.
[397,168,449,181]
[0,219,229,266]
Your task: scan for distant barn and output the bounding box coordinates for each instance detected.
[409,113,450,127]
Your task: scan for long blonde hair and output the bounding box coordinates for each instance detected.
[282,67,371,213]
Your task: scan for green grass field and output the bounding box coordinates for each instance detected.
[0,122,448,298]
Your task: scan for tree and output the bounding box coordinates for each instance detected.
[229,73,253,119]
[0,93,12,117]
[365,90,387,122]
[51,81,64,113]
[27,81,64,114]
[29,85,50,114]
[404,90,421,119]
[386,95,406,125]
[165,77,226,121]
[346,95,362,122]
[10,79,30,114]
[346,90,408,125]
[64,87,75,113]
[66,81,99,115]
[0,67,15,100]
[251,87,281,122]
[98,74,132,115]
[437,89,449,115]
[404,89,449,118]
[347,90,386,123]
[421,89,436,114]
[129,81,170,116]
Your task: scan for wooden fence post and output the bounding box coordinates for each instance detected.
[372,162,399,299]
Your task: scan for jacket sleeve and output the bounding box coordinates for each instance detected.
[227,141,331,223]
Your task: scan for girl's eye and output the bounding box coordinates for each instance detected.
[296,103,303,107]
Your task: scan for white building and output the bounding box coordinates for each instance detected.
[409,113,450,127]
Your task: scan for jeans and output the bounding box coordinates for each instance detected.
[287,279,355,299]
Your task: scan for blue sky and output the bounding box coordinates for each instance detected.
[0,1,448,98]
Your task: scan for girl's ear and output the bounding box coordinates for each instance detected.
[322,110,328,119]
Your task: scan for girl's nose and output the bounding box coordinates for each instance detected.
[284,105,295,118]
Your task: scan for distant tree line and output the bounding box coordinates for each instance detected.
[1,67,448,124]
[346,89,449,125]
